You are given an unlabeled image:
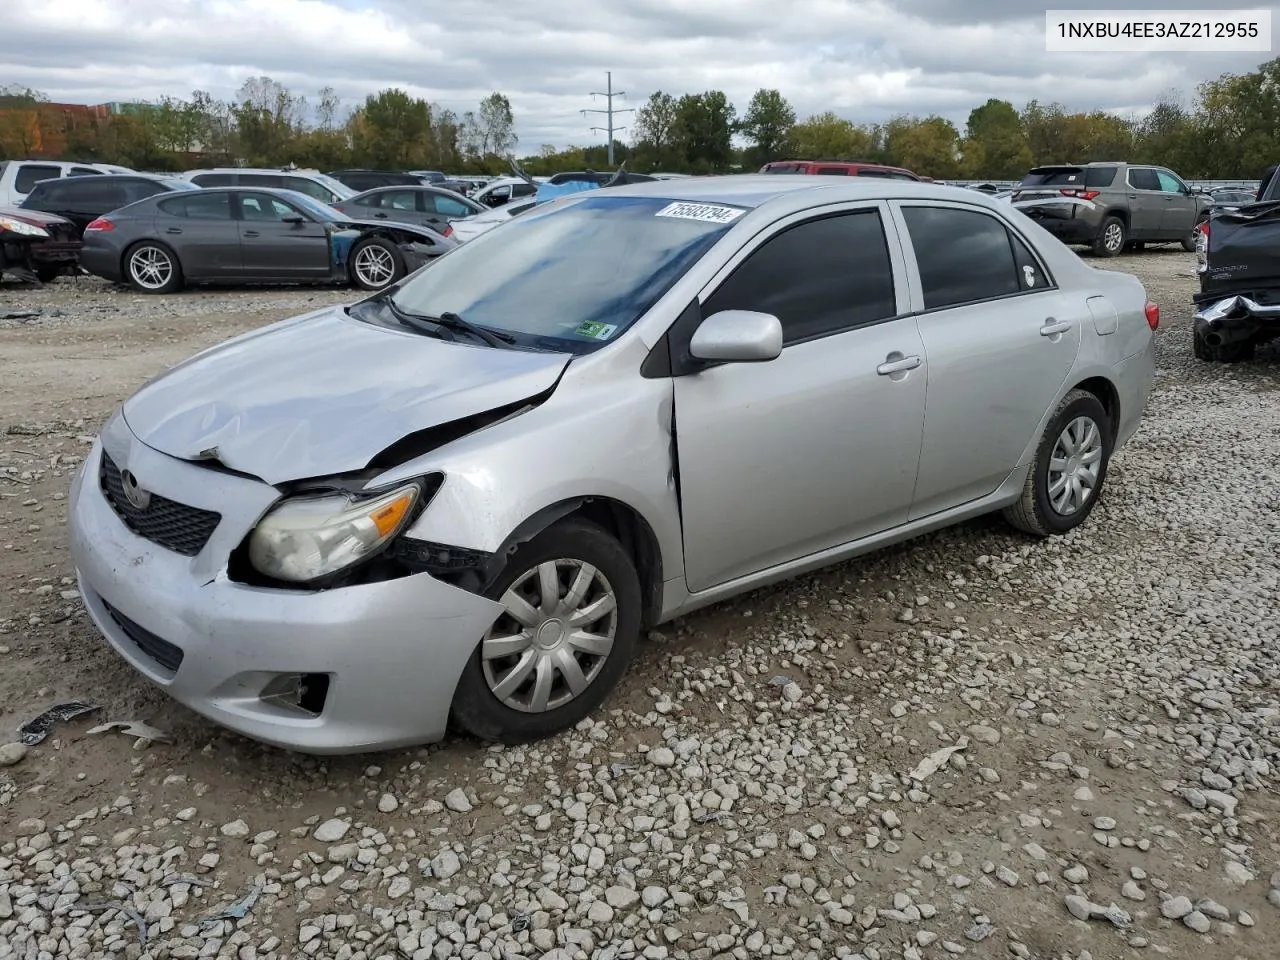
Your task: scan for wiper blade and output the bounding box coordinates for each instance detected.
[432,310,517,347]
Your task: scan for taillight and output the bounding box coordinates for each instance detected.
[442,224,454,238]
[1060,189,1100,200]
[1144,301,1160,331]
[84,217,114,232]
[1197,220,1210,238]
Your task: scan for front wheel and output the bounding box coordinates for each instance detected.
[450,519,641,744]
[1091,216,1126,258]
[349,237,403,291]
[1003,389,1113,537]
[1182,218,1206,252]
[124,242,182,294]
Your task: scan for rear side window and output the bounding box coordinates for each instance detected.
[158,193,233,220]
[190,173,233,187]
[73,181,129,207]
[1127,168,1160,190]
[702,210,897,345]
[432,194,475,216]
[285,176,336,202]
[901,206,1030,309]
[241,173,284,189]
[70,166,102,177]
[815,166,849,175]
[1085,167,1118,188]
[26,181,66,203]
[15,164,62,194]
[122,179,171,203]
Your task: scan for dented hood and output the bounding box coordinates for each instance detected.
[121,305,571,485]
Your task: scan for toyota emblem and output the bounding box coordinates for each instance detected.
[119,469,151,510]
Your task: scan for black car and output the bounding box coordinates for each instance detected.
[19,173,197,236]
[331,186,484,230]
[326,169,436,191]
[77,187,456,294]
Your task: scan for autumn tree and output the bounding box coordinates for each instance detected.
[349,88,434,168]
[787,111,880,161]
[232,76,305,165]
[0,85,47,156]
[739,88,796,167]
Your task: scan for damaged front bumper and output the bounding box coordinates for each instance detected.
[1192,292,1280,348]
[68,416,503,755]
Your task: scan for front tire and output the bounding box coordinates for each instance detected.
[1091,216,1126,258]
[124,242,182,294]
[1182,218,1206,252]
[349,237,403,291]
[1003,389,1113,537]
[450,519,641,744]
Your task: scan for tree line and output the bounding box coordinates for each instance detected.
[2,58,1279,180]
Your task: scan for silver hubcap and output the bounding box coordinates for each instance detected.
[1047,416,1103,516]
[129,246,173,289]
[1104,223,1123,252]
[482,560,617,713]
[354,245,395,287]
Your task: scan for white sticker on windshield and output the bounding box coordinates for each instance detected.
[655,202,745,224]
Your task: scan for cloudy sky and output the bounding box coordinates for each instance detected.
[2,0,1276,149]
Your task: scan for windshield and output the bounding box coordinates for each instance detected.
[381,194,742,351]
[277,190,351,222]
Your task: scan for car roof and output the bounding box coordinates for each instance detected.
[593,174,970,209]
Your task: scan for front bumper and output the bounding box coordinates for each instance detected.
[68,415,503,754]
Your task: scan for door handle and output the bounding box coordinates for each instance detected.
[165,227,182,235]
[243,230,260,238]
[1040,318,1071,337]
[876,354,922,376]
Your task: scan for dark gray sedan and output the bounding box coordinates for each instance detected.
[331,186,484,231]
[79,187,455,294]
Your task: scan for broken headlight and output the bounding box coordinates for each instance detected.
[247,482,424,583]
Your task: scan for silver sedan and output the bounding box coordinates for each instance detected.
[69,177,1157,754]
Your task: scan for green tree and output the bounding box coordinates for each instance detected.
[882,115,961,178]
[960,98,1033,179]
[231,76,304,165]
[739,88,796,168]
[787,111,879,160]
[632,91,681,170]
[672,91,736,172]
[349,88,433,168]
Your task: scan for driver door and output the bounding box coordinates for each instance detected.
[234,192,331,279]
[671,204,928,593]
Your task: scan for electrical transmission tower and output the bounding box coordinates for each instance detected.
[582,72,633,165]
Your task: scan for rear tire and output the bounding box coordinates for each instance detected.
[450,519,641,744]
[1192,327,1254,363]
[1091,216,1126,257]
[124,241,182,294]
[1003,389,1112,537]
[349,237,404,291]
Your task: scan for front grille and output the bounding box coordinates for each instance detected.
[102,600,185,673]
[99,452,221,557]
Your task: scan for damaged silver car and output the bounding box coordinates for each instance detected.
[69,177,1158,754]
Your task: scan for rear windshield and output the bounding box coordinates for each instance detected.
[381,194,743,351]
[1020,166,1116,188]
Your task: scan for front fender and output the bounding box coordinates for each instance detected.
[369,372,684,580]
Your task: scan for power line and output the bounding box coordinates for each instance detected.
[582,71,634,165]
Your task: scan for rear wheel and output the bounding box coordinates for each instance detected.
[1003,389,1112,537]
[124,242,182,294]
[1091,216,1126,257]
[1182,217,1207,252]
[349,237,403,291]
[450,519,641,744]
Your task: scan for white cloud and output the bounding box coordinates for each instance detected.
[2,0,1275,149]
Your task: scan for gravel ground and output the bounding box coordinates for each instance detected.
[0,253,1278,960]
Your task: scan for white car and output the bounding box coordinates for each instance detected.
[473,177,543,208]
[447,197,538,243]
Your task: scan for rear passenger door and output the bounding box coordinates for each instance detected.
[672,204,928,592]
[892,201,1083,519]
[155,192,242,278]
[1125,167,1164,238]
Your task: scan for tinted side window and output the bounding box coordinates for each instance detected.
[158,193,233,220]
[702,210,897,345]
[816,166,849,175]
[512,182,537,197]
[190,173,234,187]
[74,181,129,207]
[901,206,1020,309]
[1010,231,1051,290]
[433,195,474,216]
[122,179,170,203]
[15,164,62,193]
[284,176,334,201]
[240,174,283,189]
[1127,168,1160,191]
[1085,166,1118,188]
[70,167,103,177]
[27,181,66,203]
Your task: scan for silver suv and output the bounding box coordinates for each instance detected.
[176,168,354,205]
[1013,162,1211,257]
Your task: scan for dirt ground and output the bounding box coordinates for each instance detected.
[0,256,1278,960]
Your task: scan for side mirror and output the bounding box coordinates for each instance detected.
[689,310,783,363]
[282,213,305,224]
